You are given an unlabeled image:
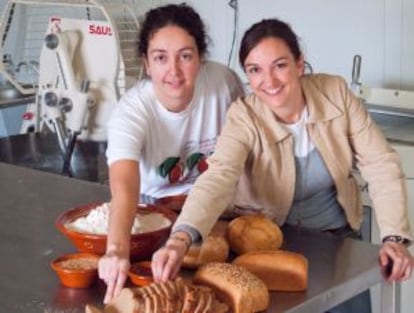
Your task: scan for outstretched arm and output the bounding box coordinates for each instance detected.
[98,160,140,304]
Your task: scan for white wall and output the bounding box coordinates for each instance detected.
[400,0,414,90]
[1,0,413,89]
[2,0,412,88]
[165,0,414,90]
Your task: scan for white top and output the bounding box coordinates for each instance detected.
[106,61,244,198]
[283,107,347,230]
[282,107,314,157]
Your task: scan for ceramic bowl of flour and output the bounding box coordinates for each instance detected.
[55,202,177,261]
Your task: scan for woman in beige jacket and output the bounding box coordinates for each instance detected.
[152,18,414,308]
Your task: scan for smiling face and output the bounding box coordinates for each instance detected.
[144,25,201,112]
[243,37,305,123]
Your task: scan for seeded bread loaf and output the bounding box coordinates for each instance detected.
[232,250,308,291]
[226,214,283,255]
[193,262,269,313]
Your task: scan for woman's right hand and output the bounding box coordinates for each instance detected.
[151,232,191,282]
[98,249,130,304]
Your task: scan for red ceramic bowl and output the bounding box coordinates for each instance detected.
[51,252,100,288]
[155,194,187,212]
[128,261,154,286]
[55,203,177,261]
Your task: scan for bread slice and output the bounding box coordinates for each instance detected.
[104,288,143,313]
[193,262,269,313]
[232,250,308,291]
[101,277,229,313]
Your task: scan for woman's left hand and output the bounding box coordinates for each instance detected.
[379,241,414,281]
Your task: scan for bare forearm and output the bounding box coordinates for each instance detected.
[107,160,140,255]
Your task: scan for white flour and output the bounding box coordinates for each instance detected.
[66,202,171,235]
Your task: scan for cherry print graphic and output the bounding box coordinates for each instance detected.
[157,157,180,178]
[197,156,208,173]
[169,163,183,184]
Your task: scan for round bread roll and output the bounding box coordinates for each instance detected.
[182,234,229,269]
[226,214,283,255]
[193,262,269,313]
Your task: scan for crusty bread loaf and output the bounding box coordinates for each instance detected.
[85,304,103,313]
[182,220,230,269]
[232,250,308,291]
[182,234,229,269]
[226,214,283,254]
[193,262,269,313]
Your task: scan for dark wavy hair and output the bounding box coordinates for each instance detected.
[239,18,302,69]
[138,3,208,57]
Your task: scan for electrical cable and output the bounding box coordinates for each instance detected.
[227,0,238,67]
[2,3,16,47]
[85,0,91,20]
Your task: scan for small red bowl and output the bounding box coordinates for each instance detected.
[51,252,100,288]
[128,261,154,286]
[155,194,187,212]
[55,203,177,261]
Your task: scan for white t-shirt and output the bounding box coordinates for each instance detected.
[106,61,244,198]
[282,106,314,157]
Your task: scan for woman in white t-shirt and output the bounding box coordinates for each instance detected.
[98,3,244,303]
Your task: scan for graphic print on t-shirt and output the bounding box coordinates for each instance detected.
[156,137,216,184]
[157,152,208,184]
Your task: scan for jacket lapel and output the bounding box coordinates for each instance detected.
[301,75,343,123]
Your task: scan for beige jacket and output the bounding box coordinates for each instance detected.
[175,74,412,242]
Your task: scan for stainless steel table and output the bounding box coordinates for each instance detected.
[0,162,394,313]
[0,133,108,184]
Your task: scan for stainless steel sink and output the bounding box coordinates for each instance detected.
[0,83,36,107]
